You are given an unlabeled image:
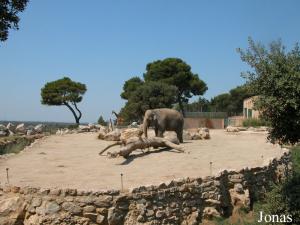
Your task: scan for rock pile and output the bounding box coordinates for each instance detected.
[183,128,210,140]
[226,126,240,132]
[55,124,109,136]
[225,126,269,133]
[0,123,45,137]
[0,124,9,137]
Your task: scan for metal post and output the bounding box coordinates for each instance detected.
[6,168,9,185]
[120,173,124,192]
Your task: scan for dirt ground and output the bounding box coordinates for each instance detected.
[0,130,286,191]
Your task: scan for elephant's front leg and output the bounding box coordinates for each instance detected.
[157,130,164,138]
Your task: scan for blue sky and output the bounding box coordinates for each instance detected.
[1,0,300,123]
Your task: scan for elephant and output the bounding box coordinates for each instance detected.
[143,108,184,143]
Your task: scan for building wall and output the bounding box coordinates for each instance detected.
[227,116,244,127]
[243,96,260,119]
[184,118,224,129]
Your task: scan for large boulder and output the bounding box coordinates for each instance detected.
[183,130,192,140]
[56,129,63,135]
[0,196,26,225]
[15,123,26,134]
[26,125,36,136]
[198,127,210,139]
[226,126,239,132]
[26,130,35,136]
[78,125,90,132]
[104,129,121,141]
[0,124,9,137]
[98,130,107,140]
[183,128,210,140]
[191,132,202,140]
[107,207,124,225]
[34,124,44,133]
[88,123,96,129]
[6,123,15,132]
[95,125,108,133]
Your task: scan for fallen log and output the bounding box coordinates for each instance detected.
[99,136,184,158]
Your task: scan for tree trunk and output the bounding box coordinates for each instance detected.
[73,102,82,121]
[64,102,80,124]
[178,96,186,117]
[100,136,184,158]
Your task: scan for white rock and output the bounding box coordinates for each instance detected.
[0,124,9,137]
[8,130,14,136]
[183,130,192,140]
[34,124,44,133]
[26,129,35,136]
[198,127,210,139]
[79,125,90,132]
[62,128,70,134]
[104,129,121,141]
[226,126,239,132]
[0,131,7,137]
[56,129,63,135]
[6,123,15,132]
[191,132,202,140]
[16,123,26,133]
[88,123,96,129]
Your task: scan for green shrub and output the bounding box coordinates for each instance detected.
[253,146,300,225]
[242,118,269,127]
[98,116,107,126]
[68,124,79,130]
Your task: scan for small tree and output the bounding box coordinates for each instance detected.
[98,116,107,126]
[41,77,87,124]
[238,38,300,144]
[0,0,29,42]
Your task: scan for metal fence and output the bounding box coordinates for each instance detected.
[185,112,228,119]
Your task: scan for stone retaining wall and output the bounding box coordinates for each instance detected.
[0,135,44,156]
[0,151,291,225]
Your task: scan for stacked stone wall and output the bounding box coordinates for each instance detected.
[0,151,291,225]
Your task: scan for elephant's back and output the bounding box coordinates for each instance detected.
[156,108,183,118]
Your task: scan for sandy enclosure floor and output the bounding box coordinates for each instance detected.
[0,130,286,191]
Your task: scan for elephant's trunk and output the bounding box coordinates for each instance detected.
[143,118,148,138]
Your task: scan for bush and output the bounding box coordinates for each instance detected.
[242,118,269,127]
[253,146,300,225]
[98,116,107,126]
[68,124,79,130]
